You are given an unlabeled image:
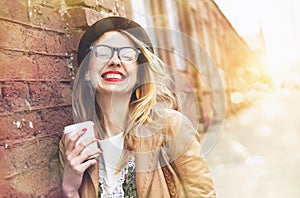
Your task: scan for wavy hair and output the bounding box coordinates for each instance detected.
[72,30,178,171]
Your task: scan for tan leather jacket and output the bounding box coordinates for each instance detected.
[59,110,216,198]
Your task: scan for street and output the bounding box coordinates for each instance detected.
[205,90,300,197]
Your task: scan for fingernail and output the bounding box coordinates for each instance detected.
[82,128,87,132]
[95,135,100,140]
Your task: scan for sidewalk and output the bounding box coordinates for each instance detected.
[205,90,300,198]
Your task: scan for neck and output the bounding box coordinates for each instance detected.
[96,91,132,138]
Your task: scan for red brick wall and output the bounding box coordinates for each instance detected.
[0,0,126,196]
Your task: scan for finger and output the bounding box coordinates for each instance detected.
[71,141,86,157]
[65,145,98,169]
[78,147,103,162]
[66,136,99,164]
[84,137,99,148]
[66,158,96,175]
[65,148,102,174]
[66,128,87,151]
[78,158,98,172]
[73,135,99,155]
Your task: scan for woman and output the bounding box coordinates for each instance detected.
[59,16,216,198]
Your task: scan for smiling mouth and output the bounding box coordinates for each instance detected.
[101,71,125,81]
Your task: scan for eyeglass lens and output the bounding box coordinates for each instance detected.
[92,45,138,62]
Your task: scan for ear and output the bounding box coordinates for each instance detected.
[85,70,90,81]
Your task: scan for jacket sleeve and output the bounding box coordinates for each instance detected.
[59,135,67,178]
[164,110,216,198]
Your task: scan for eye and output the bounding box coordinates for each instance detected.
[93,46,112,59]
[120,48,137,61]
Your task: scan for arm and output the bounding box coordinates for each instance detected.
[172,136,216,197]
[59,130,99,198]
[163,110,216,197]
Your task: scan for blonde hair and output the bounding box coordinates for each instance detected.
[72,30,178,171]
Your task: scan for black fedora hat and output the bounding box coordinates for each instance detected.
[77,16,154,65]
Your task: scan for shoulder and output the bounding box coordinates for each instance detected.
[158,109,195,131]
[159,109,200,161]
[155,109,197,142]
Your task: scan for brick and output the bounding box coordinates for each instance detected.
[65,0,85,6]
[2,82,30,112]
[41,106,73,136]
[0,111,43,141]
[24,29,67,56]
[0,53,10,80]
[39,0,61,8]
[35,55,70,80]
[28,81,72,108]
[115,0,126,17]
[0,1,29,23]
[65,7,106,29]
[59,82,73,105]
[0,83,4,113]
[65,0,98,7]
[123,0,133,18]
[65,0,115,10]
[27,81,72,111]
[0,20,64,55]
[28,81,61,107]
[45,32,68,55]
[0,146,12,196]
[35,55,57,80]
[65,29,84,53]
[63,53,79,78]
[84,0,100,7]
[23,27,47,53]
[64,7,87,29]
[0,50,39,80]
[96,0,116,11]
[200,75,210,92]
[0,20,25,50]
[200,91,213,129]
[3,136,61,196]
[84,7,109,26]
[28,4,65,31]
[54,58,72,80]
[0,116,10,140]
[0,1,65,32]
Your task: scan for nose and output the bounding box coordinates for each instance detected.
[108,51,121,67]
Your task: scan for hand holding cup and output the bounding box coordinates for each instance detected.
[62,121,101,197]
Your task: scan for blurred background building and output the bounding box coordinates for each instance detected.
[0,0,275,196]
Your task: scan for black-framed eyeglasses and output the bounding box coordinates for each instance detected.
[89,44,141,63]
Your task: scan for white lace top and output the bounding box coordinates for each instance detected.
[98,132,136,198]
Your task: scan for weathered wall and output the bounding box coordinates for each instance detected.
[0,0,262,196]
[0,0,127,197]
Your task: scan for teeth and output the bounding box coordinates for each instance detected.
[103,73,122,79]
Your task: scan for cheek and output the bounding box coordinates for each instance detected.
[128,67,139,81]
[87,61,103,85]
[127,62,139,74]
[89,58,106,71]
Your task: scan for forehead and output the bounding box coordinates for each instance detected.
[93,31,135,47]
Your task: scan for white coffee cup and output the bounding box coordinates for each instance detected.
[63,121,99,158]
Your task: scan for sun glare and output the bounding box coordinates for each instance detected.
[262,0,300,79]
[215,0,300,83]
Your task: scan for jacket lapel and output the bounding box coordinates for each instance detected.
[135,131,163,197]
[135,153,156,197]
